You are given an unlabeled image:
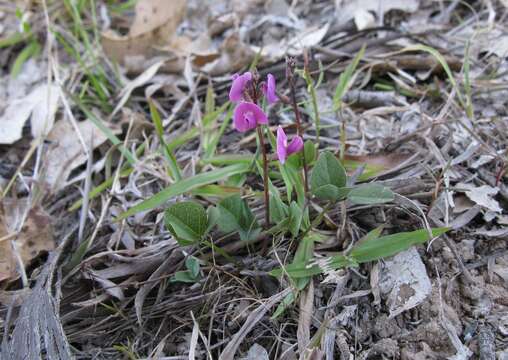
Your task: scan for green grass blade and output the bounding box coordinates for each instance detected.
[116,163,250,220]
[350,227,450,263]
[70,93,136,164]
[401,44,465,110]
[149,100,182,181]
[333,44,365,111]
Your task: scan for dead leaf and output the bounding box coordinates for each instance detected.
[287,23,330,56]
[335,0,420,26]
[457,183,502,213]
[111,60,165,118]
[0,199,55,283]
[201,33,255,76]
[240,343,269,360]
[0,83,60,144]
[378,247,431,318]
[354,8,376,30]
[42,119,117,193]
[101,0,187,72]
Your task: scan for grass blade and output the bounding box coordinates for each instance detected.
[116,163,250,220]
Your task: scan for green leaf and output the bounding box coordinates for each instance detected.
[313,184,351,202]
[310,151,348,201]
[270,194,289,224]
[117,163,250,220]
[311,151,347,193]
[292,231,317,289]
[171,271,198,283]
[401,44,465,110]
[348,184,394,205]
[216,195,261,241]
[206,206,220,233]
[304,140,317,164]
[185,256,200,278]
[205,83,215,114]
[289,202,303,238]
[149,99,182,181]
[164,202,208,245]
[333,44,365,111]
[271,291,296,320]
[271,228,450,279]
[350,228,450,263]
[352,225,384,250]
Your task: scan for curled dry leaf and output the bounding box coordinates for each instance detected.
[0,83,60,144]
[0,199,55,283]
[457,183,502,213]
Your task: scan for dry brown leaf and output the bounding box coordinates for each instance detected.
[101,0,187,72]
[42,120,117,193]
[0,200,54,283]
[201,33,255,76]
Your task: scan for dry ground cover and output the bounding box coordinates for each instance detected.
[0,0,507,359]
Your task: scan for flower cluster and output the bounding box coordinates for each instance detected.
[229,72,303,164]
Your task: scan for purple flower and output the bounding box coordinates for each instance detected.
[233,102,268,132]
[276,126,303,164]
[229,72,252,102]
[262,74,278,104]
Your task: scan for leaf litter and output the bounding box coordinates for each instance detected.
[1,0,508,359]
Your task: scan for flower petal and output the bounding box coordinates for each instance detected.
[233,102,267,132]
[264,73,278,104]
[276,126,288,164]
[286,136,304,155]
[229,72,252,102]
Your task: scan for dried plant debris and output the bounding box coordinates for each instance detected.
[1,0,508,359]
[0,199,55,283]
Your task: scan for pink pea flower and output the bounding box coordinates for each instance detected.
[276,126,303,164]
[229,72,252,102]
[233,102,268,132]
[262,74,278,104]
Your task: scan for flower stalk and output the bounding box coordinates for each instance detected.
[286,57,309,195]
[257,125,270,226]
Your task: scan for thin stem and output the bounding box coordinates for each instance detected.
[257,126,270,226]
[287,58,309,194]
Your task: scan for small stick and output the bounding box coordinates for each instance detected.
[286,57,309,194]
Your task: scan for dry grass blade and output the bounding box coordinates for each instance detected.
[219,288,291,360]
[297,281,314,358]
[2,237,74,360]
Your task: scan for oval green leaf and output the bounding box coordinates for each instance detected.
[164,201,208,245]
[348,183,394,204]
